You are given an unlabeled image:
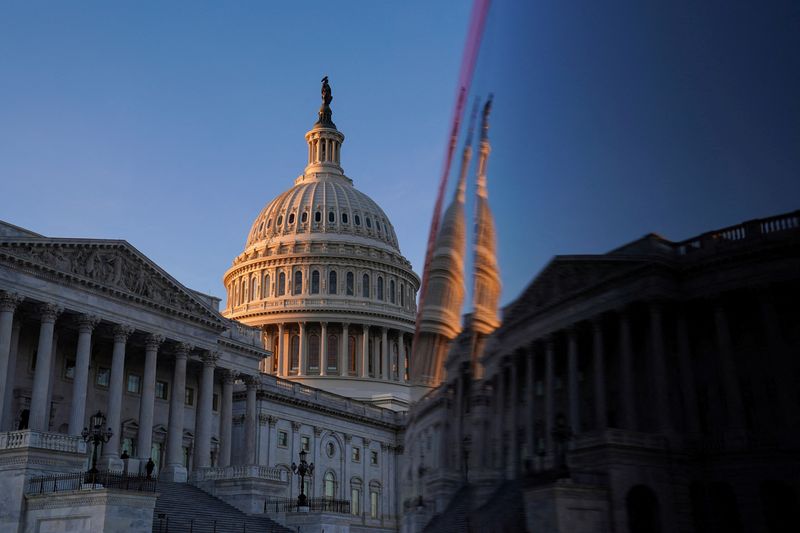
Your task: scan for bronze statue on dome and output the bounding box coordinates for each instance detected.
[321,76,332,106]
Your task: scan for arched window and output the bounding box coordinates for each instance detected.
[342,212,348,224]
[301,212,308,223]
[327,334,338,371]
[288,213,295,225]
[362,274,370,298]
[311,270,320,294]
[266,218,272,228]
[290,334,300,372]
[315,211,321,223]
[346,272,354,295]
[377,276,384,301]
[328,271,337,295]
[369,481,381,519]
[355,215,361,226]
[400,283,405,307]
[366,217,372,228]
[262,274,270,298]
[251,276,258,301]
[309,334,320,371]
[240,279,246,304]
[350,478,362,516]
[368,339,374,375]
[321,141,326,160]
[277,272,286,296]
[294,271,303,295]
[277,215,283,226]
[324,471,336,499]
[389,280,395,304]
[349,336,357,374]
[328,211,335,223]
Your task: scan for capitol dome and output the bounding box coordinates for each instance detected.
[223,79,420,410]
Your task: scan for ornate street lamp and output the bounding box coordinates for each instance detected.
[291,448,315,508]
[81,410,113,475]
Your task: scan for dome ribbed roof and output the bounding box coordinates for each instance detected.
[244,174,400,253]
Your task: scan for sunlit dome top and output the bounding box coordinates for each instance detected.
[244,173,400,253]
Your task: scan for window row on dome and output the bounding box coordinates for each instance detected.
[227,267,415,310]
[252,207,396,244]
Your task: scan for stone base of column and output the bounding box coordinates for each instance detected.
[97,455,124,472]
[160,464,188,483]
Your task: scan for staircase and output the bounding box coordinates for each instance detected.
[152,481,291,533]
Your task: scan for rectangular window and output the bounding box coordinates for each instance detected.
[351,488,360,515]
[370,490,379,518]
[370,450,378,466]
[301,435,310,452]
[278,430,288,447]
[185,387,195,406]
[121,437,136,457]
[64,359,76,380]
[96,367,111,388]
[352,446,360,462]
[155,380,168,400]
[212,393,219,412]
[127,373,141,394]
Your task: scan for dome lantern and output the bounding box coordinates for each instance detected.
[305,76,345,176]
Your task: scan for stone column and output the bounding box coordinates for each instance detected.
[343,434,352,500]
[68,315,99,436]
[649,303,671,432]
[163,342,192,482]
[676,314,700,434]
[29,303,63,431]
[381,327,389,380]
[266,416,277,466]
[525,344,535,465]
[313,427,322,496]
[320,322,328,376]
[195,351,218,469]
[544,336,556,454]
[361,325,370,378]
[0,291,23,428]
[102,324,133,467]
[496,370,506,472]
[619,311,636,430]
[592,319,607,430]
[137,333,164,466]
[398,333,405,382]
[509,359,519,478]
[1,320,22,431]
[567,327,580,435]
[714,304,746,435]
[340,323,349,375]
[219,370,236,467]
[277,323,286,377]
[298,322,307,376]
[244,375,258,464]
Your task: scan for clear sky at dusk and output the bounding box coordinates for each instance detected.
[1,1,798,311]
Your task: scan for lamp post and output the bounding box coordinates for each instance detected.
[81,411,113,481]
[291,448,314,508]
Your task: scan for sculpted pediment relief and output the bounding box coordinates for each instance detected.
[0,239,224,328]
[505,257,644,320]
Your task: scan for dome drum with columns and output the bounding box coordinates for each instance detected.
[223,78,420,410]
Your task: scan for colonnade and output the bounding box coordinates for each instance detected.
[264,321,411,382]
[0,290,262,474]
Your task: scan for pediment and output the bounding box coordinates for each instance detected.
[0,237,224,329]
[504,256,646,320]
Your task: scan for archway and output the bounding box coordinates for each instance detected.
[626,484,660,533]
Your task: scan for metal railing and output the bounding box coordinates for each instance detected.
[26,469,158,494]
[265,497,351,514]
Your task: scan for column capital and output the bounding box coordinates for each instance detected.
[38,302,63,323]
[0,291,23,312]
[314,426,323,437]
[243,374,260,388]
[344,432,352,444]
[174,342,194,359]
[381,326,387,333]
[380,442,388,452]
[320,321,328,327]
[222,368,238,384]
[76,314,100,332]
[291,421,301,433]
[268,415,278,428]
[112,324,134,342]
[363,437,372,447]
[591,316,604,331]
[342,322,350,328]
[201,350,221,366]
[145,333,165,350]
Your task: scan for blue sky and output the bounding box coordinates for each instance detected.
[1,1,798,311]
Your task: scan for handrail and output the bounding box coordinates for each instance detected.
[265,496,351,514]
[26,469,158,494]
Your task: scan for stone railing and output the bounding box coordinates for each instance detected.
[258,373,406,426]
[674,209,799,255]
[572,428,668,451]
[0,430,87,454]
[191,465,287,483]
[232,296,416,322]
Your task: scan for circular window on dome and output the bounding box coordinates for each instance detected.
[301,212,308,223]
[288,213,295,225]
[326,441,335,457]
[277,215,283,226]
[342,213,348,224]
[328,212,335,223]
[315,211,321,223]
[355,215,361,226]
[366,217,372,228]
